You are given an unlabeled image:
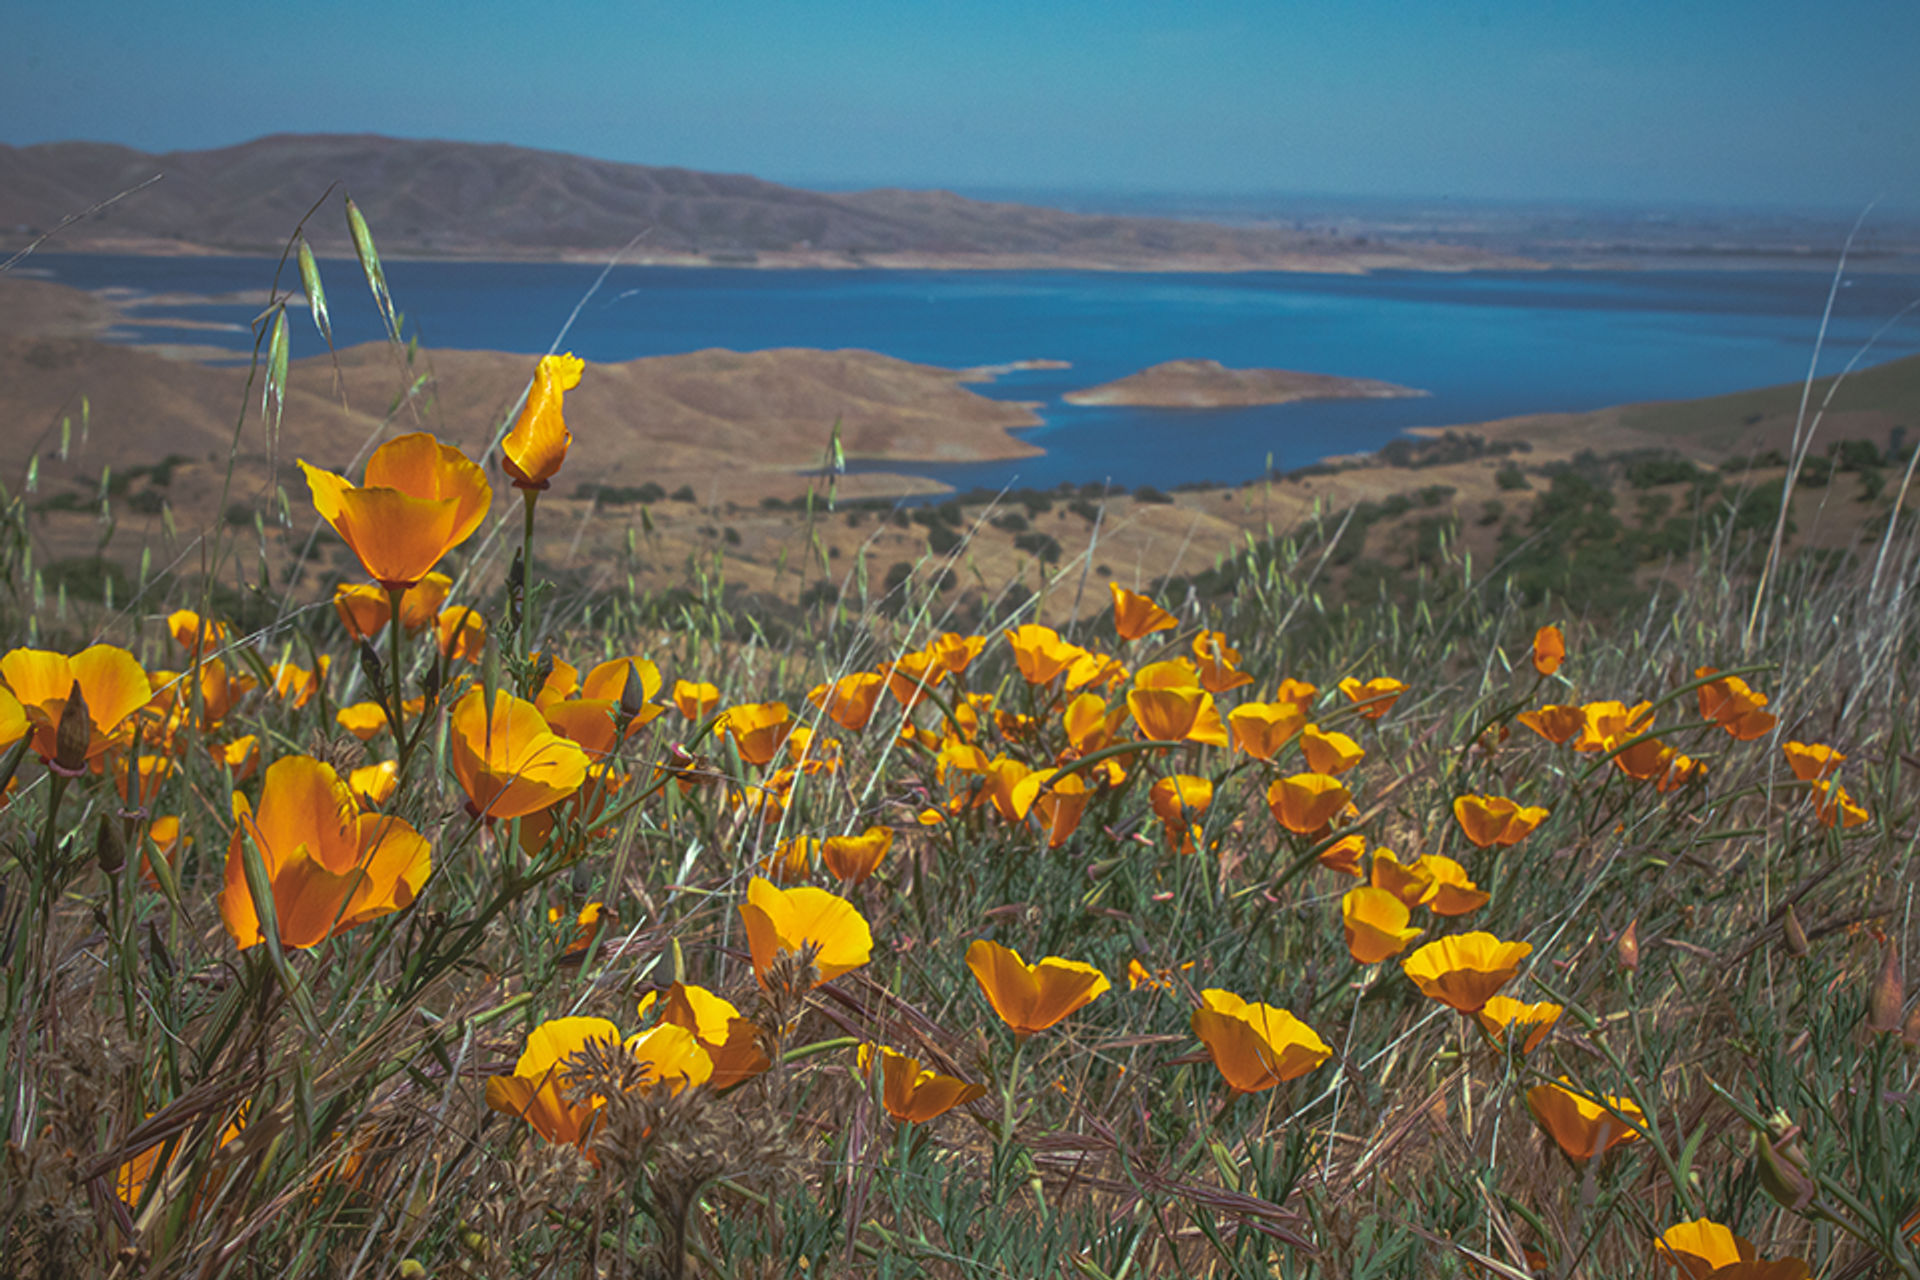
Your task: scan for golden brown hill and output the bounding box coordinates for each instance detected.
[0,134,1527,272]
[1062,359,1424,408]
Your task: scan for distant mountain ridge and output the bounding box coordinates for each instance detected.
[0,133,1517,271]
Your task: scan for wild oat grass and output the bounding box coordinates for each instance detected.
[0,215,1914,1280]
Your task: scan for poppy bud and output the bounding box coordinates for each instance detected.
[1617,919,1640,973]
[1755,1131,1815,1211]
[358,639,384,690]
[1904,1004,1920,1048]
[94,813,126,876]
[619,663,650,724]
[1867,944,1905,1035]
[54,680,91,773]
[1781,905,1808,958]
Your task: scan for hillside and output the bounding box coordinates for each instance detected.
[0,134,1523,272]
[1062,358,1424,407]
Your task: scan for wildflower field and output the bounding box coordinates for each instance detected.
[1,225,1917,1280]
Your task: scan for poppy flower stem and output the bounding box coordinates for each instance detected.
[518,488,538,662]
[993,1036,1028,1200]
[385,585,412,771]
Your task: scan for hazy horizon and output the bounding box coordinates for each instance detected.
[6,0,1919,215]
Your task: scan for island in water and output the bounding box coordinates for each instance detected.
[1064,359,1426,408]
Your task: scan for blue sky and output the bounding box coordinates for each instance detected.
[6,0,1918,208]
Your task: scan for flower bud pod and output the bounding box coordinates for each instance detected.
[1867,944,1905,1035]
[1617,919,1641,973]
[1781,905,1808,958]
[94,813,126,876]
[54,680,91,773]
[1755,1131,1815,1211]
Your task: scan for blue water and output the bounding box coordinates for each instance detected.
[25,253,1920,491]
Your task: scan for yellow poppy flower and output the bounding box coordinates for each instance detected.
[435,605,487,664]
[809,671,887,732]
[1342,887,1424,964]
[218,755,431,950]
[1337,676,1405,720]
[673,679,720,722]
[739,876,872,987]
[500,353,584,490]
[1012,768,1093,848]
[1267,772,1352,835]
[1517,703,1584,744]
[1,644,153,768]
[761,835,818,884]
[349,759,400,807]
[300,433,490,591]
[1532,625,1565,676]
[1473,996,1561,1052]
[1228,699,1307,760]
[1526,1077,1644,1162]
[1452,794,1548,848]
[1402,933,1533,1012]
[1369,847,1436,908]
[1811,780,1870,828]
[1318,833,1366,877]
[1782,740,1843,782]
[1109,582,1176,640]
[1300,724,1364,775]
[859,1044,986,1123]
[1005,624,1085,686]
[167,609,231,658]
[484,1016,620,1148]
[448,687,589,820]
[645,983,769,1090]
[268,657,328,709]
[720,702,794,767]
[966,939,1110,1037]
[1063,692,1128,754]
[1412,854,1489,915]
[822,826,893,883]
[1190,989,1331,1093]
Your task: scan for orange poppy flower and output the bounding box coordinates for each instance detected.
[1267,772,1352,834]
[1696,668,1777,741]
[966,939,1110,1037]
[1274,677,1319,706]
[721,702,794,767]
[1126,663,1211,742]
[883,649,945,708]
[760,836,818,883]
[1402,933,1532,1012]
[1655,752,1708,792]
[823,826,893,883]
[1006,624,1085,686]
[268,658,329,709]
[217,734,260,782]
[500,353,584,490]
[1109,583,1176,640]
[485,1017,710,1150]
[1318,833,1366,877]
[1782,741,1843,782]
[1065,649,1131,694]
[218,755,431,950]
[167,609,231,658]
[435,605,487,664]
[1517,704,1584,745]
[673,679,720,722]
[926,631,986,675]
[336,700,391,741]
[448,687,590,820]
[1453,794,1549,848]
[1191,631,1254,694]
[1655,1218,1810,1280]
[739,877,872,987]
[1576,699,1654,752]
[1150,774,1212,854]
[1413,855,1489,916]
[1064,693,1129,754]
[1337,676,1405,720]
[789,727,843,777]
[1473,997,1561,1053]
[1300,724,1364,774]
[1343,887,1424,964]
[1,644,152,768]
[1532,625,1565,676]
[1228,700,1307,760]
[859,1044,986,1123]
[643,983,770,1090]
[301,433,490,591]
[1526,1078,1644,1162]
[1012,768,1094,848]
[115,754,173,808]
[1190,989,1332,1093]
[809,672,887,732]
[579,657,666,734]
[349,759,400,807]
[1369,847,1436,909]
[1811,780,1870,828]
